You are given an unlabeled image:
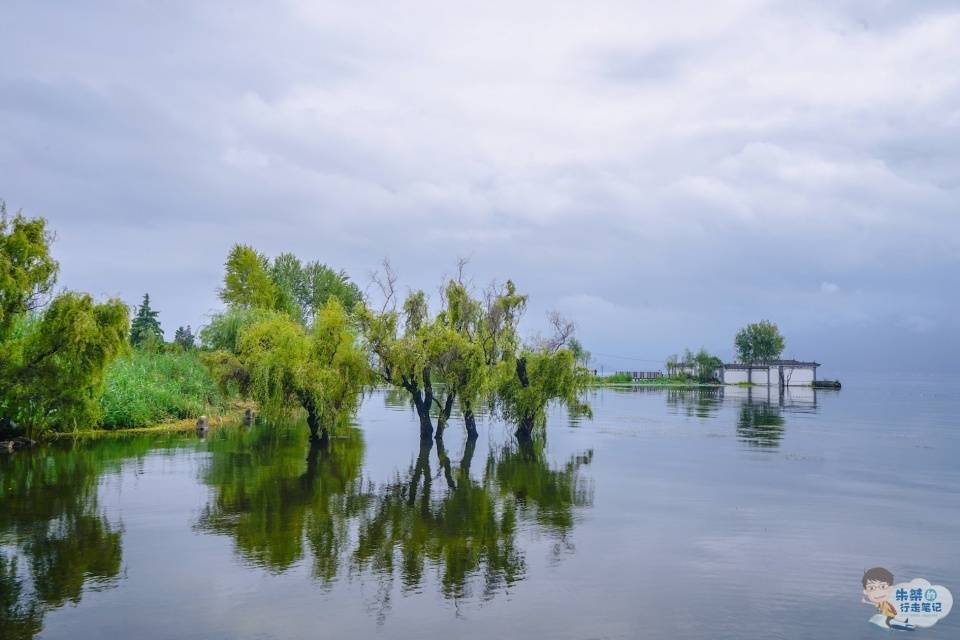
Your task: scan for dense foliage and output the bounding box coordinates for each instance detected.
[218,244,361,323]
[236,300,369,440]
[203,244,369,440]
[496,346,592,438]
[0,205,128,436]
[734,320,785,363]
[1,210,592,442]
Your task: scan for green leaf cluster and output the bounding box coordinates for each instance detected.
[734,320,785,364]
[218,244,361,324]
[496,346,593,437]
[226,299,369,439]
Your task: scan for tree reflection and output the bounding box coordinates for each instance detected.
[487,440,594,537]
[0,439,148,639]
[196,426,594,618]
[353,438,526,604]
[736,402,785,448]
[195,424,368,581]
[665,388,723,418]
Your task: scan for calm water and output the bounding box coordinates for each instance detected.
[2,375,958,639]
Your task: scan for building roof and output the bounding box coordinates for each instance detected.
[723,359,820,369]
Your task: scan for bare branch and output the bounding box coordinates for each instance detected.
[545,311,575,352]
[455,256,470,285]
[368,257,398,313]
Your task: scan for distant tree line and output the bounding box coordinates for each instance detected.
[664,348,722,383]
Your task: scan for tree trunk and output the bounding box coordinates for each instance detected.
[463,407,478,439]
[418,413,434,440]
[513,358,534,440]
[306,406,328,444]
[405,379,435,440]
[516,357,530,387]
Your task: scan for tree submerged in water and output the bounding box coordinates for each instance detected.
[238,300,369,442]
[358,262,591,441]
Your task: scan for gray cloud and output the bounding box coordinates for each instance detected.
[2,0,958,374]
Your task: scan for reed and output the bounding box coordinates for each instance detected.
[100,350,223,428]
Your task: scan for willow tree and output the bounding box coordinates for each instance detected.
[357,289,440,440]
[495,313,592,440]
[0,205,128,437]
[235,299,368,442]
[496,346,592,440]
[440,279,527,438]
[219,244,278,310]
[357,278,496,441]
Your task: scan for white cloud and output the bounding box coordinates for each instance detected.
[1,0,958,371]
[820,282,841,295]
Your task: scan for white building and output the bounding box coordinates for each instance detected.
[722,360,820,386]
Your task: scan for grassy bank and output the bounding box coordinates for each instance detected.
[591,374,720,387]
[100,350,224,429]
[61,400,255,441]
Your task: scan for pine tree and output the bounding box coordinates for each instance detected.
[173,325,195,350]
[130,293,163,348]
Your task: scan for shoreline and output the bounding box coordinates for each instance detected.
[590,380,722,388]
[41,401,256,443]
[589,380,838,389]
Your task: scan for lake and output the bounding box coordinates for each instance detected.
[2,375,958,639]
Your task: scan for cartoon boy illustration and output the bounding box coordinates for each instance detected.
[862,567,915,630]
[863,567,897,623]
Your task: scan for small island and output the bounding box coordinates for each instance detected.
[591,321,839,390]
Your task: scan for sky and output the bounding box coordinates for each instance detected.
[2,0,958,375]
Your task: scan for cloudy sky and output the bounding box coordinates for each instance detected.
[3,0,958,374]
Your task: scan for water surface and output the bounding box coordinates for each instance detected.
[2,375,958,639]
